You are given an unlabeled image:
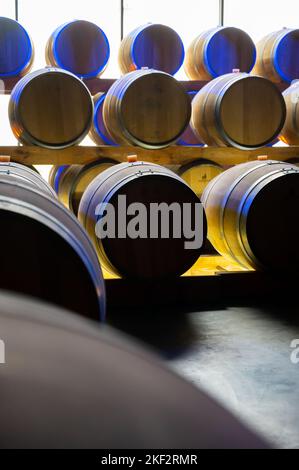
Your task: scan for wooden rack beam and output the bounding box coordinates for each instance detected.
[0,145,299,166]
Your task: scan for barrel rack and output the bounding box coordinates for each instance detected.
[1,143,298,311]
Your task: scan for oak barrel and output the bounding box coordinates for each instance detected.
[58,159,118,215]
[176,91,204,146]
[279,81,299,145]
[252,28,299,83]
[118,23,184,76]
[0,291,267,449]
[0,162,56,197]
[191,73,286,149]
[49,165,70,193]
[103,69,191,149]
[184,27,256,80]
[0,176,105,320]
[202,160,299,271]
[0,17,34,78]
[89,93,117,146]
[9,68,93,148]
[46,20,110,78]
[178,159,223,198]
[78,161,207,279]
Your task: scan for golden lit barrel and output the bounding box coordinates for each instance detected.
[176,91,204,146]
[252,28,299,83]
[9,68,93,148]
[78,161,207,279]
[178,159,223,198]
[279,81,299,145]
[0,175,105,320]
[89,93,117,145]
[118,23,184,75]
[191,73,286,149]
[184,27,256,80]
[57,159,118,215]
[202,160,299,271]
[0,17,34,78]
[46,20,110,78]
[103,70,191,149]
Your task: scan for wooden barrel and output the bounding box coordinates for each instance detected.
[184,27,256,80]
[177,91,204,146]
[0,162,56,197]
[58,159,118,215]
[45,20,110,78]
[103,69,191,149]
[118,23,184,76]
[0,291,267,449]
[78,161,207,279]
[191,73,286,149]
[202,160,299,271]
[48,165,70,193]
[0,17,34,78]
[0,177,105,320]
[252,29,299,83]
[279,81,299,145]
[89,93,117,146]
[178,159,223,198]
[9,68,93,148]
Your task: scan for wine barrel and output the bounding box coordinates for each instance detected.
[177,91,204,146]
[0,177,105,320]
[184,27,256,80]
[0,162,56,197]
[0,17,34,78]
[89,93,117,145]
[191,73,286,149]
[103,69,191,149]
[178,159,223,198]
[202,160,299,271]
[0,291,267,449]
[58,159,118,215]
[279,81,299,145]
[118,23,184,76]
[48,165,70,193]
[252,28,299,83]
[45,20,110,78]
[78,161,207,279]
[9,68,93,148]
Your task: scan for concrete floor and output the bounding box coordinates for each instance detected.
[109,303,299,449]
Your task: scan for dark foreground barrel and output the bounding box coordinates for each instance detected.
[177,91,204,146]
[0,291,267,449]
[103,69,191,149]
[57,159,118,215]
[279,81,299,145]
[178,159,223,198]
[0,176,105,320]
[9,68,93,148]
[46,20,110,78]
[89,93,117,145]
[202,160,299,271]
[118,23,184,75]
[78,161,207,279]
[191,73,286,149]
[252,28,299,83]
[0,161,56,197]
[184,27,256,80]
[0,17,34,78]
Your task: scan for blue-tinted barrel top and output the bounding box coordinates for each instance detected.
[46,20,110,78]
[204,27,256,78]
[90,93,117,145]
[273,30,299,83]
[119,24,185,75]
[0,17,34,78]
[177,91,204,146]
